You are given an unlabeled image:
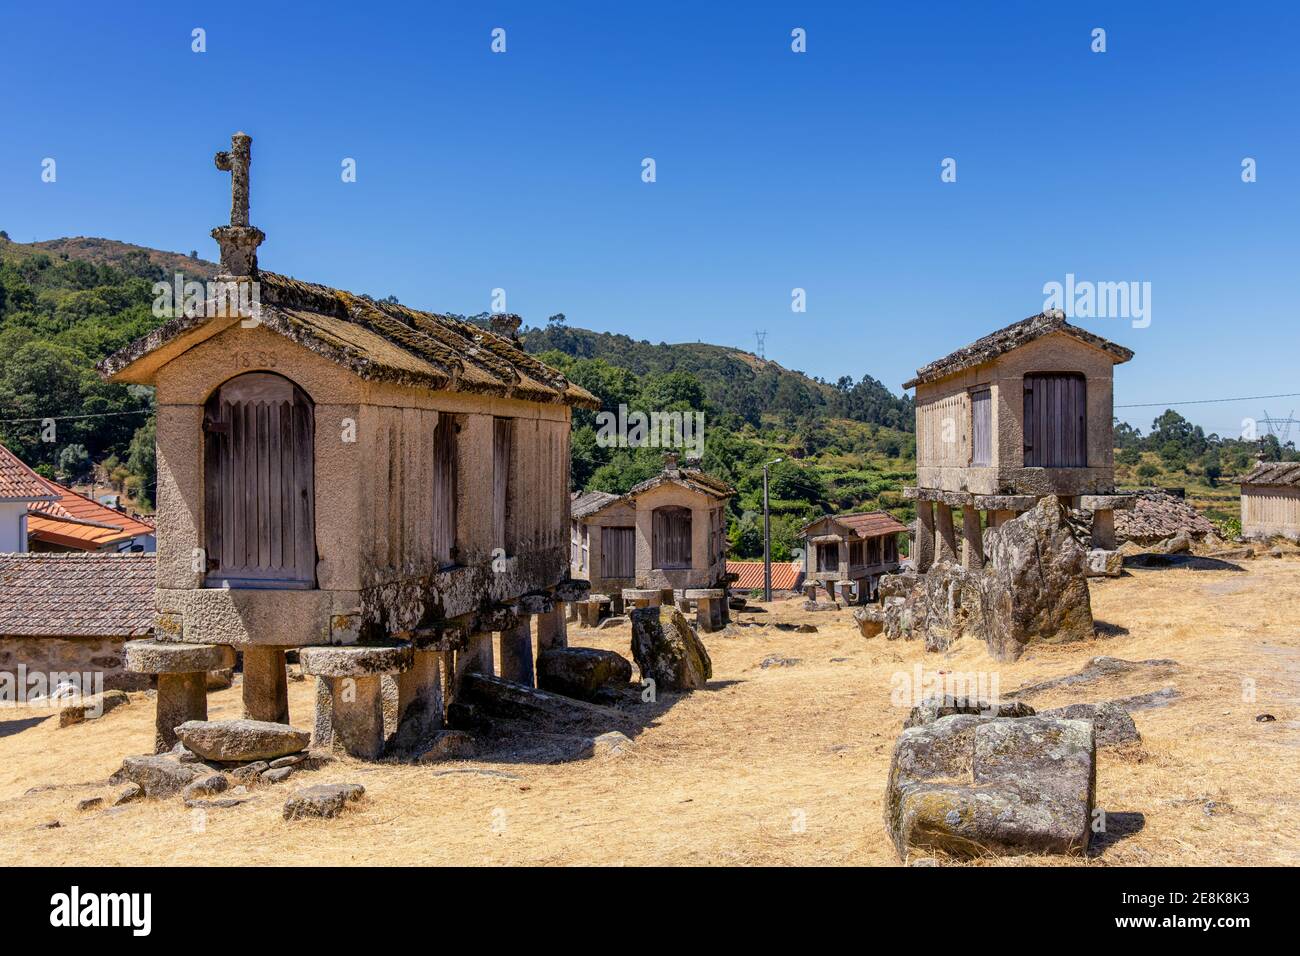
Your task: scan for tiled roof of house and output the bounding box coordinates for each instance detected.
[0,443,56,502]
[26,477,155,550]
[571,490,621,519]
[1112,489,1215,544]
[1237,461,1300,488]
[0,552,154,637]
[98,271,599,409]
[799,511,908,539]
[727,560,804,591]
[903,310,1135,389]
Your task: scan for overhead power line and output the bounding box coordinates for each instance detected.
[1115,391,1300,409]
[0,408,153,425]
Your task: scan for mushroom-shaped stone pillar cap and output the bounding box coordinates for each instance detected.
[125,639,236,674]
[299,642,413,678]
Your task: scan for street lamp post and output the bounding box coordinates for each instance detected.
[762,457,783,602]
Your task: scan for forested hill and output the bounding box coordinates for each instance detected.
[521,323,913,432]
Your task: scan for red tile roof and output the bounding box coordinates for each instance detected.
[727,560,804,591]
[0,443,56,502]
[26,477,155,550]
[0,552,155,637]
[798,511,908,539]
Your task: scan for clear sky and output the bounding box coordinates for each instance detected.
[2,1,1297,439]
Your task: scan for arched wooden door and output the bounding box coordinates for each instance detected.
[203,372,316,588]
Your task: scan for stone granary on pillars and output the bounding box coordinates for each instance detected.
[99,133,597,759]
[902,311,1135,572]
[796,511,907,603]
[1237,460,1300,542]
[569,454,735,631]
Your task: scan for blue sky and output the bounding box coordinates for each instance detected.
[2,1,1297,438]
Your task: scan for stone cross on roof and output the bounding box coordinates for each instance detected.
[214,131,252,227]
[210,131,265,278]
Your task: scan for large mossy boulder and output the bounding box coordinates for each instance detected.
[978,496,1095,660]
[630,606,712,691]
[884,497,1095,661]
[884,713,1096,859]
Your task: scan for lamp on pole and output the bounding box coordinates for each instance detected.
[762,457,783,601]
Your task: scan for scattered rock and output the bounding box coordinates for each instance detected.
[177,719,310,762]
[283,783,366,821]
[1203,800,1233,817]
[109,754,205,797]
[1256,713,1277,723]
[36,820,62,830]
[110,783,144,806]
[260,767,294,785]
[1007,656,1178,700]
[58,689,131,728]
[596,615,629,630]
[1111,687,1179,711]
[1039,701,1140,747]
[903,697,1036,729]
[230,761,270,785]
[1155,531,1193,555]
[885,713,1096,859]
[853,605,885,638]
[802,601,839,612]
[590,730,634,756]
[77,797,103,812]
[536,646,633,701]
[461,673,632,728]
[428,768,522,780]
[1085,549,1123,578]
[760,655,802,668]
[795,623,818,633]
[417,729,477,763]
[630,606,712,692]
[268,754,304,769]
[206,668,234,691]
[182,774,229,800]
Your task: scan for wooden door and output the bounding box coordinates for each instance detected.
[1023,373,1087,467]
[204,372,315,588]
[652,507,692,569]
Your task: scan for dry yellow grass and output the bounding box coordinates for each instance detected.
[1,555,1298,866]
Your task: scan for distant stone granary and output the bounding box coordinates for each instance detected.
[903,311,1135,571]
[796,511,906,603]
[1237,461,1300,541]
[99,133,597,757]
[569,454,734,627]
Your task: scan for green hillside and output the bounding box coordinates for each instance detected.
[1,232,1291,554]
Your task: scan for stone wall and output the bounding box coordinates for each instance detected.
[0,635,151,691]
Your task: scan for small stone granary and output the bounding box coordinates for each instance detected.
[903,311,1135,571]
[569,454,735,631]
[1237,460,1300,542]
[99,133,598,759]
[796,511,906,603]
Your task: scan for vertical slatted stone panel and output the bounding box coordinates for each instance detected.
[203,372,315,587]
[432,413,457,567]
[493,417,512,552]
[971,387,992,466]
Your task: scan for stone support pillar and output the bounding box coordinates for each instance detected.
[241,645,290,724]
[935,503,959,564]
[914,500,936,573]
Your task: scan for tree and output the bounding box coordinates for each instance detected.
[58,444,91,481]
[126,417,157,509]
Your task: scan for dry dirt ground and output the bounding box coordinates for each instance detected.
[1,555,1298,866]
